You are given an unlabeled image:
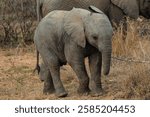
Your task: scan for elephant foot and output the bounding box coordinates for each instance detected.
[56,92,68,97]
[55,87,68,98]
[91,88,104,97]
[43,82,55,95]
[55,89,68,97]
[43,87,55,95]
[77,86,91,96]
[90,82,103,96]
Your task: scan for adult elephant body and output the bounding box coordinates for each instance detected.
[37,0,110,21]
[37,0,150,23]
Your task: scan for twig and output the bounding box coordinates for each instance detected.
[112,56,150,64]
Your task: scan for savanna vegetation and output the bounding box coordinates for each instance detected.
[0,0,150,99]
[0,0,36,47]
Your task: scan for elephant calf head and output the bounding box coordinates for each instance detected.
[64,7,113,75]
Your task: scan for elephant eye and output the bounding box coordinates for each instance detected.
[92,35,98,41]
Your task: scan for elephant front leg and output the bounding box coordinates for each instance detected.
[68,58,90,95]
[89,52,103,96]
[65,43,90,95]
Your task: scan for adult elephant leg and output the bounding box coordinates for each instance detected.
[109,4,127,39]
[40,63,55,94]
[40,50,67,97]
[89,52,103,96]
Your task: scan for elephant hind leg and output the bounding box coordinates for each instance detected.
[39,62,55,94]
[41,51,68,97]
[49,65,68,97]
[43,73,55,95]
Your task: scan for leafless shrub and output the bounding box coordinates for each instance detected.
[0,0,36,47]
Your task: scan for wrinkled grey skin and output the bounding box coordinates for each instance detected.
[39,62,55,93]
[36,0,150,80]
[34,7,113,97]
[36,0,150,23]
[36,0,150,56]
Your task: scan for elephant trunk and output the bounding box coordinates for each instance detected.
[102,50,111,75]
[100,39,112,76]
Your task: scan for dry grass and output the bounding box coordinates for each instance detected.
[121,65,150,99]
[112,18,150,99]
[0,18,150,100]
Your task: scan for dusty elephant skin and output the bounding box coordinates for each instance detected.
[36,0,150,23]
[36,0,150,86]
[34,7,113,97]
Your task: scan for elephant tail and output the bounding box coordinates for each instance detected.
[33,50,40,74]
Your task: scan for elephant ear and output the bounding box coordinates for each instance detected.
[111,0,139,19]
[64,8,86,48]
[89,5,104,14]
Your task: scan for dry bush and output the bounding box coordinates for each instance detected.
[112,17,150,99]
[121,65,150,99]
[112,17,150,61]
[0,0,36,47]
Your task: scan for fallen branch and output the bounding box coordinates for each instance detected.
[112,56,150,64]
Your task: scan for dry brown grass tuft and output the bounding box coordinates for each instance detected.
[112,18,150,59]
[121,65,150,99]
[112,17,150,99]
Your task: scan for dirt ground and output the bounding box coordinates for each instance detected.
[0,0,150,100]
[0,42,150,100]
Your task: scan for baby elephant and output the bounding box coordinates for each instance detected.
[34,6,113,97]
